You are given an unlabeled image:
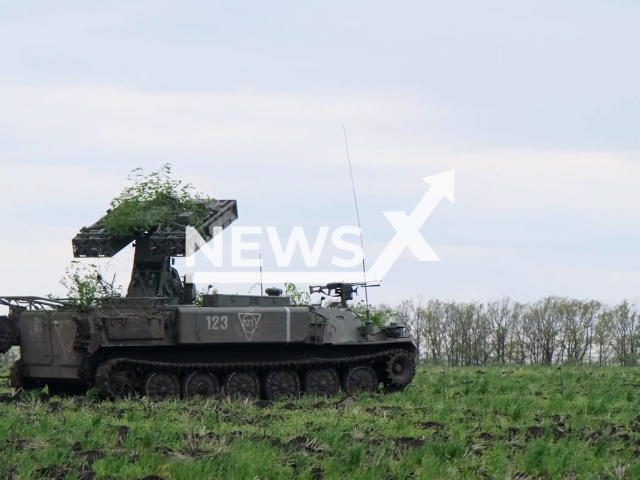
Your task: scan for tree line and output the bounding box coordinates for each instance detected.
[390,297,640,366]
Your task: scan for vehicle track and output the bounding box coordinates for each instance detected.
[94,348,415,399]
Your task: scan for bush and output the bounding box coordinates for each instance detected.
[101,164,209,236]
[57,261,123,311]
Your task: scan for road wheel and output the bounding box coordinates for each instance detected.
[384,351,415,391]
[223,371,261,398]
[303,368,340,397]
[263,370,300,400]
[342,365,378,394]
[143,372,180,399]
[183,372,220,397]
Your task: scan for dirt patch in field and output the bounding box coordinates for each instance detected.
[287,435,311,448]
[84,450,105,463]
[526,426,543,440]
[334,396,356,409]
[72,397,87,407]
[15,439,48,451]
[263,413,285,421]
[507,427,520,439]
[155,446,175,457]
[470,444,485,457]
[264,435,284,448]
[395,437,425,449]
[289,460,323,480]
[286,436,325,454]
[615,432,631,444]
[47,401,60,413]
[160,448,205,461]
[479,432,495,442]
[368,437,385,446]
[366,406,395,416]
[422,421,445,430]
[182,431,217,441]
[71,442,106,464]
[0,393,16,404]
[463,408,478,419]
[35,466,70,480]
[552,425,566,440]
[255,400,273,409]
[629,416,640,432]
[310,466,323,480]
[583,429,603,445]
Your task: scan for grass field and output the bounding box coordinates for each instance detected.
[2,366,640,480]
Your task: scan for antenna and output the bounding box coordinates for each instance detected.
[259,253,264,296]
[343,125,372,326]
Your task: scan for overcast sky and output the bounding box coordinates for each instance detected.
[1,1,639,308]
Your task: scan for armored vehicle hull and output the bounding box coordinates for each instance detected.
[3,293,416,399]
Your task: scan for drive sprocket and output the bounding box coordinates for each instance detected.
[95,360,139,399]
[384,350,415,390]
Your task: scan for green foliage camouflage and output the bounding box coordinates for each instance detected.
[194,287,218,307]
[57,261,123,312]
[351,301,398,327]
[101,164,209,237]
[284,283,311,306]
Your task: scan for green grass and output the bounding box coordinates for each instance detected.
[3,366,640,479]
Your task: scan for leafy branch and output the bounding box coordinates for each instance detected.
[284,283,311,306]
[101,164,210,236]
[351,301,398,326]
[57,261,123,311]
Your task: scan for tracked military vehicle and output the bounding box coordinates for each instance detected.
[0,199,416,399]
